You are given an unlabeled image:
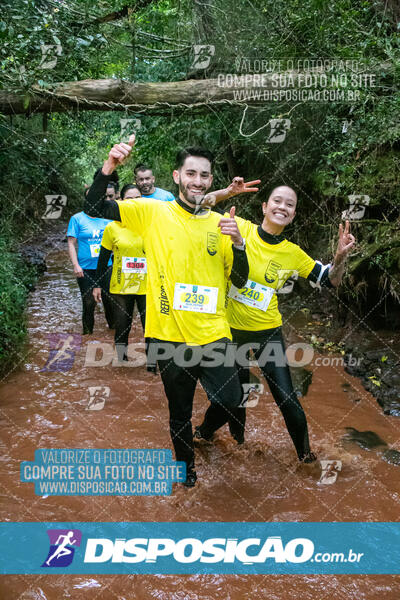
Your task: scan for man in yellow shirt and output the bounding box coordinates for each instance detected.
[84,135,259,487]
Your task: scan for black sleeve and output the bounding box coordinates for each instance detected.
[84,170,121,221]
[94,246,113,287]
[307,262,334,288]
[230,246,249,289]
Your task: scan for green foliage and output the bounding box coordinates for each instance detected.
[0,235,38,376]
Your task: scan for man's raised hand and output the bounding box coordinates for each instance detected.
[102,134,136,175]
[218,206,243,246]
[227,177,261,197]
[201,176,261,208]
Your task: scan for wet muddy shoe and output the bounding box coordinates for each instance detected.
[229,429,245,444]
[183,469,197,488]
[301,451,317,463]
[193,426,213,444]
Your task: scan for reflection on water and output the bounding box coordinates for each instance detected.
[0,249,400,598]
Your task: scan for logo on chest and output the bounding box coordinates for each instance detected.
[264,260,282,284]
[207,232,219,256]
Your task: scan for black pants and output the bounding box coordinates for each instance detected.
[200,327,312,460]
[111,293,146,361]
[77,269,114,334]
[150,338,242,472]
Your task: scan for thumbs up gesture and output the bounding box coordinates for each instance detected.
[103,134,136,175]
[218,206,244,246]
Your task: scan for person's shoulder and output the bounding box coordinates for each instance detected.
[284,239,301,251]
[119,197,163,215]
[155,187,175,201]
[233,214,255,233]
[69,211,85,223]
[104,220,115,232]
[284,239,311,259]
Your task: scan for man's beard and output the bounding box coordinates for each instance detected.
[137,184,152,195]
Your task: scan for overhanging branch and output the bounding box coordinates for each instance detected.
[0,68,391,116]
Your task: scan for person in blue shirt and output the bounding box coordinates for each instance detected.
[67,201,114,335]
[134,163,175,202]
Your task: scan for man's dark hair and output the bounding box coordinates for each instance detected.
[93,167,119,191]
[134,163,153,175]
[120,184,139,199]
[176,147,214,170]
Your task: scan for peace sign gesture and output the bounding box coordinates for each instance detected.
[336,220,356,260]
[226,177,261,197]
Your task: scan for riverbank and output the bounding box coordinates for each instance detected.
[0,222,67,379]
[280,281,400,419]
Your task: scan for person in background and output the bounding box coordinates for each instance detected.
[93,183,155,371]
[119,183,141,200]
[134,163,175,202]
[67,192,114,335]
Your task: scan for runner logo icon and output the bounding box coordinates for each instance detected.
[42,529,82,567]
[41,333,81,372]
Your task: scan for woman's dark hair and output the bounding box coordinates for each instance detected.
[175,147,214,170]
[120,184,139,199]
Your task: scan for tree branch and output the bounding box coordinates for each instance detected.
[0,67,391,116]
[71,0,154,28]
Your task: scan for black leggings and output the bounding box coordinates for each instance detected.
[111,293,146,361]
[201,327,312,460]
[77,269,114,334]
[151,338,242,472]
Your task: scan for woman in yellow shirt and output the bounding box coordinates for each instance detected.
[196,184,355,462]
[93,184,153,369]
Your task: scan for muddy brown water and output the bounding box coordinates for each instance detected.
[1,248,400,599]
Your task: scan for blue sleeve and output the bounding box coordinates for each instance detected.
[67,214,79,238]
[166,191,175,202]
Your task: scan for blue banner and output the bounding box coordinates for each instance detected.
[0,522,399,574]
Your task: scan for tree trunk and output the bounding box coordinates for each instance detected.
[0,66,391,116]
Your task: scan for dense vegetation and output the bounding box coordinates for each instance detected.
[0,0,399,373]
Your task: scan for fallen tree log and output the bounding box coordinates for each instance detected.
[0,71,328,115]
[1,63,392,116]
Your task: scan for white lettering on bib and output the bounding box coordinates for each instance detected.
[122,257,147,274]
[173,283,218,314]
[229,279,274,311]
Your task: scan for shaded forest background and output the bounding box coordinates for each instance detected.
[0,0,399,371]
